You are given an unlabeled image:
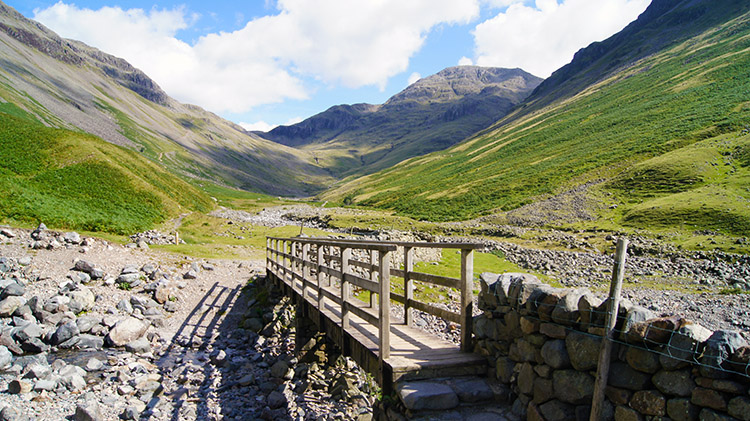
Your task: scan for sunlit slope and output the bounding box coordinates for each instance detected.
[0,111,212,233]
[323,9,750,235]
[0,1,331,196]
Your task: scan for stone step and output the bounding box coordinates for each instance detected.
[394,376,519,420]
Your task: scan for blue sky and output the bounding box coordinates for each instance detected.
[6,0,650,131]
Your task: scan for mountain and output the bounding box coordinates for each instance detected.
[259,66,542,177]
[0,1,331,197]
[322,0,750,238]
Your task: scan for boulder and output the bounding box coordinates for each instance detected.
[106,317,148,347]
[701,330,747,376]
[550,288,588,327]
[565,331,601,371]
[652,369,694,397]
[0,296,26,317]
[507,274,543,309]
[541,339,570,369]
[552,370,594,405]
[50,320,80,346]
[661,322,712,370]
[629,390,665,416]
[627,315,686,344]
[66,287,95,313]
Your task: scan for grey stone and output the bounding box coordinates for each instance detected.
[397,381,459,411]
[699,408,736,421]
[117,273,141,284]
[625,346,660,373]
[66,287,95,313]
[1,283,25,298]
[77,334,104,350]
[552,370,594,405]
[518,362,536,395]
[51,320,80,345]
[667,398,698,421]
[661,323,712,369]
[578,292,603,331]
[63,232,81,244]
[566,330,601,371]
[608,362,651,391]
[614,405,643,421]
[74,260,95,273]
[12,322,43,342]
[496,356,515,383]
[0,406,26,421]
[125,338,151,354]
[538,399,575,421]
[267,391,287,409]
[550,288,588,327]
[76,314,103,333]
[0,296,26,317]
[22,362,51,380]
[33,377,59,391]
[541,339,570,369]
[74,402,103,421]
[106,317,148,347]
[629,390,665,416]
[183,270,198,280]
[116,298,133,314]
[85,358,104,371]
[652,369,694,397]
[691,387,727,411]
[270,360,293,380]
[507,274,542,309]
[701,330,747,376]
[8,379,32,394]
[0,346,11,369]
[728,396,750,421]
[533,377,554,404]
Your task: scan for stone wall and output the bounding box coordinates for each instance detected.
[473,272,750,420]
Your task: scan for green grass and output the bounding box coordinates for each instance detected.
[0,112,212,234]
[322,9,750,239]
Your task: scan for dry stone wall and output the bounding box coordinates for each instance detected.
[473,272,750,420]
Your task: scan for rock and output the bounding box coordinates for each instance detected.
[507,274,542,309]
[728,396,750,420]
[116,298,133,314]
[61,372,86,391]
[397,381,459,411]
[0,228,15,238]
[701,330,747,376]
[0,296,26,317]
[77,334,104,350]
[63,232,81,244]
[51,320,80,345]
[106,317,148,347]
[699,408,736,421]
[267,391,287,409]
[449,377,494,403]
[154,283,172,304]
[625,346,660,373]
[691,387,727,411]
[1,283,25,298]
[661,322,712,369]
[565,331,601,371]
[538,399,576,421]
[85,358,104,371]
[66,287,95,312]
[518,362,536,395]
[614,405,643,421]
[183,270,198,280]
[629,390,665,416]
[125,337,151,354]
[0,346,11,369]
[76,314,103,333]
[33,377,59,391]
[74,402,103,421]
[550,288,588,326]
[43,295,70,313]
[22,362,51,380]
[541,340,570,369]
[238,374,255,386]
[271,360,293,380]
[74,260,95,273]
[578,293,603,331]
[607,362,651,391]
[8,379,32,394]
[652,369,694,397]
[163,300,178,313]
[0,406,25,421]
[552,370,594,405]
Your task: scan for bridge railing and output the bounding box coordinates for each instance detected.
[266,236,482,356]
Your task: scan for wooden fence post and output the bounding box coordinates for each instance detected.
[341,247,351,330]
[379,247,391,360]
[460,248,474,352]
[302,243,310,300]
[590,238,629,421]
[404,246,414,326]
[317,244,325,309]
[370,249,378,308]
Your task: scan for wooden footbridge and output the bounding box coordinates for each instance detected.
[265,236,488,392]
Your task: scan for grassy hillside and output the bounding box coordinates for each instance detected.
[0,111,212,233]
[323,7,750,237]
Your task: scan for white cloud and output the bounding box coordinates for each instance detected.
[407,72,422,85]
[33,1,480,114]
[458,56,474,66]
[472,0,650,78]
[239,116,304,132]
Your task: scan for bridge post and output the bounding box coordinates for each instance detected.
[341,247,351,330]
[403,246,414,326]
[369,249,377,308]
[302,243,310,300]
[317,244,325,309]
[379,248,391,360]
[460,248,474,352]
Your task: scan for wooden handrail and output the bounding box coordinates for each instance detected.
[266,236,475,358]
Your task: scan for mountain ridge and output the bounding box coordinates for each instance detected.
[260,66,542,177]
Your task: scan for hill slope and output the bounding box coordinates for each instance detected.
[323,0,750,237]
[0,1,332,197]
[260,66,542,177]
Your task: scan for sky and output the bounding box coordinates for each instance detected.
[6,0,651,131]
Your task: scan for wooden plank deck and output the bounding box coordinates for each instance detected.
[269,267,488,387]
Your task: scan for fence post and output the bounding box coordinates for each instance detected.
[460,248,474,352]
[379,247,391,360]
[404,246,414,326]
[341,247,351,330]
[590,238,629,421]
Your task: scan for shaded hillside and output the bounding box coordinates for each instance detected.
[323,0,750,237]
[260,66,542,177]
[0,112,212,233]
[0,1,332,197]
